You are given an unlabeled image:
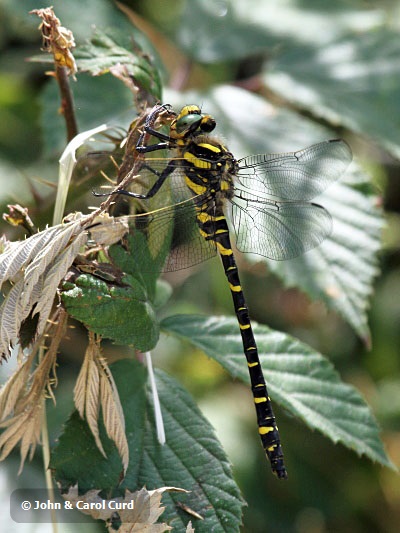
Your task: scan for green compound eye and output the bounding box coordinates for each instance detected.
[175,113,202,134]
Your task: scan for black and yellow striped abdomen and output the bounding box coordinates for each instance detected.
[179,137,287,479]
[196,206,286,479]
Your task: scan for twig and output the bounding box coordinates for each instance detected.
[56,65,78,141]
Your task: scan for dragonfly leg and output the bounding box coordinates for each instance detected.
[94,158,177,199]
[136,104,176,153]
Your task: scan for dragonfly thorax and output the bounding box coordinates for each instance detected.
[167,106,238,202]
[176,134,237,203]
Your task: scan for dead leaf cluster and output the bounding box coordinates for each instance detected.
[30,6,77,75]
[62,485,193,532]
[0,213,128,470]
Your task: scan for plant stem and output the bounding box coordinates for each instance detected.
[41,396,59,533]
[56,65,78,141]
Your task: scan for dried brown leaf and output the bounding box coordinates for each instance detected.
[115,487,188,532]
[61,486,111,521]
[88,214,129,246]
[74,338,128,469]
[98,355,128,472]
[74,342,104,456]
[186,521,195,533]
[22,222,85,308]
[0,235,11,255]
[176,501,203,521]
[16,324,59,411]
[0,280,25,357]
[0,221,87,358]
[0,225,61,287]
[20,401,44,465]
[0,321,61,470]
[118,522,171,532]
[61,485,188,531]
[30,7,77,75]
[0,397,43,473]
[34,231,87,336]
[0,349,35,420]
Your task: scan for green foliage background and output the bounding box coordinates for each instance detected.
[1,0,400,532]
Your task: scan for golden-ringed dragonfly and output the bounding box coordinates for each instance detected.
[95,104,352,479]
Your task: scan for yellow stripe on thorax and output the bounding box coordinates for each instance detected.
[197,142,221,153]
[184,151,211,169]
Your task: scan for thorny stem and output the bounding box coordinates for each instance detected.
[56,65,78,142]
[82,104,174,227]
[40,309,68,533]
[30,7,78,142]
[41,391,58,533]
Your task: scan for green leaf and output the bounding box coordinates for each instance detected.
[61,231,170,350]
[176,0,382,62]
[264,29,400,159]
[177,0,275,62]
[75,28,162,100]
[51,359,244,532]
[161,314,395,471]
[61,273,159,351]
[108,233,167,303]
[165,85,383,341]
[266,166,383,346]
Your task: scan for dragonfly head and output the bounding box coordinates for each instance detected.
[170,105,216,139]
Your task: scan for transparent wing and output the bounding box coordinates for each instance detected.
[237,139,352,201]
[92,154,218,273]
[228,194,332,260]
[126,168,217,273]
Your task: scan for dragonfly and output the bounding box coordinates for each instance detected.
[95,104,352,479]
